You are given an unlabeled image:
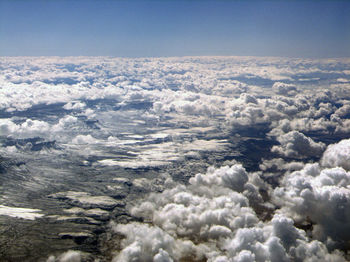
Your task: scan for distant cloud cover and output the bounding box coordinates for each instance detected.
[1,56,350,261]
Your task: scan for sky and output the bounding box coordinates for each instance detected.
[0,0,349,58]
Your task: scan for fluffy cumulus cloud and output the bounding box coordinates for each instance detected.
[321,139,350,170]
[0,118,51,138]
[113,164,345,261]
[47,250,85,262]
[272,82,298,96]
[129,165,262,237]
[273,162,350,244]
[112,223,197,262]
[271,131,326,158]
[63,101,86,110]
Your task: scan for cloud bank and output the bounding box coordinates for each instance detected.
[0,56,350,261]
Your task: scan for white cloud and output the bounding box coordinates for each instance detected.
[112,223,200,262]
[274,162,350,243]
[114,164,344,261]
[272,82,297,96]
[271,131,326,158]
[47,250,84,262]
[0,205,44,220]
[63,101,86,110]
[321,139,350,170]
[71,134,99,145]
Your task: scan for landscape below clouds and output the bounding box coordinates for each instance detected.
[1,56,350,261]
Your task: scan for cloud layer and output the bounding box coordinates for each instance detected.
[0,56,350,261]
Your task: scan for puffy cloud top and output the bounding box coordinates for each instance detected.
[274,162,350,242]
[114,164,345,261]
[321,139,350,170]
[272,82,297,96]
[271,131,326,158]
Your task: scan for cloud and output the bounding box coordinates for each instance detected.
[0,205,44,220]
[0,118,50,138]
[114,164,344,261]
[273,162,350,243]
[71,134,99,145]
[272,82,298,96]
[1,56,350,261]
[259,158,304,173]
[271,131,326,158]
[225,94,268,128]
[321,139,350,170]
[57,250,81,262]
[112,223,200,262]
[47,250,85,262]
[130,165,262,239]
[63,101,86,110]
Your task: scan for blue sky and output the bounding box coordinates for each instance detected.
[0,0,349,58]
